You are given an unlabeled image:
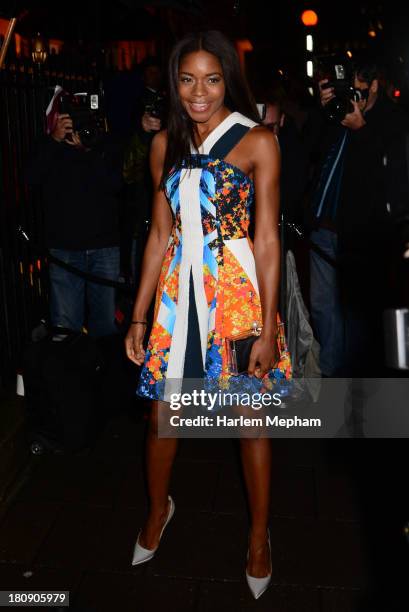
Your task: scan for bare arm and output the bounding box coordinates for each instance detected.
[248,127,281,377]
[125,130,173,365]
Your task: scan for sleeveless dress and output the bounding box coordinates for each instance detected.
[136,112,291,401]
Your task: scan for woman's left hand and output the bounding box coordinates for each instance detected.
[248,335,278,378]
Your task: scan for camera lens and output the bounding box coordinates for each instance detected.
[324,97,353,123]
[78,126,99,148]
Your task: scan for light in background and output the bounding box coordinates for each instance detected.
[31,32,48,64]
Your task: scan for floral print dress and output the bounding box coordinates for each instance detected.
[137,112,292,401]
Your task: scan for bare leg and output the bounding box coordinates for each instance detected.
[239,437,272,577]
[138,400,179,550]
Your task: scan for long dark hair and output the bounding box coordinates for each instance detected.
[160,30,259,188]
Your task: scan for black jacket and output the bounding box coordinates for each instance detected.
[339,95,409,257]
[26,135,124,250]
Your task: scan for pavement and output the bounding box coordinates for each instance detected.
[1,399,409,612]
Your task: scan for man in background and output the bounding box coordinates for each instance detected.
[308,57,409,376]
[122,57,166,281]
[263,97,308,225]
[26,105,124,337]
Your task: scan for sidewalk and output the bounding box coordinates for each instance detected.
[0,403,370,611]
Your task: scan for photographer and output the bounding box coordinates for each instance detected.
[26,104,124,338]
[308,57,409,376]
[122,57,166,281]
[262,96,309,226]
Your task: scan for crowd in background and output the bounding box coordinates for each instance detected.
[26,50,409,379]
[109,52,409,379]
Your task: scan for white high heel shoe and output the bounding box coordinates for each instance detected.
[131,495,175,566]
[245,529,272,599]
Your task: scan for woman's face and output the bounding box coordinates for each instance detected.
[178,50,226,124]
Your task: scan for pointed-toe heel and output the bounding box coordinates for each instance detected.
[246,572,272,600]
[131,495,175,566]
[245,529,272,599]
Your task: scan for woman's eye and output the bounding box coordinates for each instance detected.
[180,76,192,83]
[209,77,220,84]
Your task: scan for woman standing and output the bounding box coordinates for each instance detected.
[125,30,281,599]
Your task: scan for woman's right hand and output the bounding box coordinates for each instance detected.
[125,323,146,365]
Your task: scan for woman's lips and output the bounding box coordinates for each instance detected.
[189,102,211,113]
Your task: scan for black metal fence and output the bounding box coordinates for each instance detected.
[0,58,98,388]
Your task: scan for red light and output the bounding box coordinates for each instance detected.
[394,89,401,98]
[301,10,318,27]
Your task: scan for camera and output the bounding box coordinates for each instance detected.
[315,54,369,123]
[59,92,107,148]
[144,92,166,122]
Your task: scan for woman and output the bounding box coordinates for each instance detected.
[125,30,281,600]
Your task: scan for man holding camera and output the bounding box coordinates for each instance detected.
[122,57,165,281]
[26,105,124,338]
[308,58,409,376]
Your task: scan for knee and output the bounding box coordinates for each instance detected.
[148,401,174,437]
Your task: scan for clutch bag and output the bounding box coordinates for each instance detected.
[225,318,290,377]
[225,321,262,376]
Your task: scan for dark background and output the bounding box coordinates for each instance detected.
[1,5,409,612]
[2,1,409,103]
[3,1,409,65]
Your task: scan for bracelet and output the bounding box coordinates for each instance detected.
[131,320,148,325]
